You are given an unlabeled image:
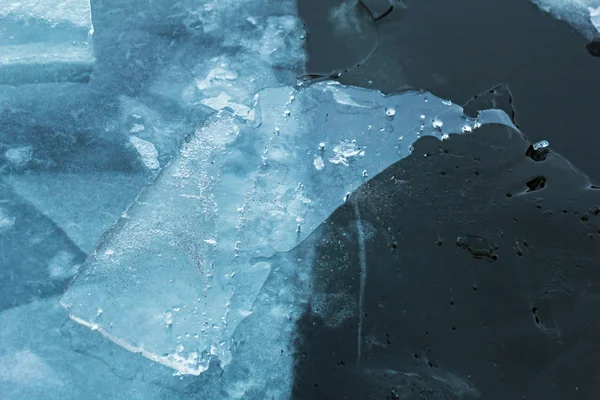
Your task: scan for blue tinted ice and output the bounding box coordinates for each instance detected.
[1,0,520,397]
[60,81,516,375]
[531,0,600,37]
[0,0,94,84]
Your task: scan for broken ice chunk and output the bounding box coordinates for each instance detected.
[0,0,94,84]
[130,136,160,170]
[61,81,519,376]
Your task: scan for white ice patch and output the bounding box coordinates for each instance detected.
[129,136,160,170]
[4,146,32,168]
[201,92,253,119]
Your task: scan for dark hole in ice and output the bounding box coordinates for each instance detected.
[526,176,547,192]
[526,144,549,162]
[456,235,498,261]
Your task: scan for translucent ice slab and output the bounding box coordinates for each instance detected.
[61,80,516,375]
[0,0,94,84]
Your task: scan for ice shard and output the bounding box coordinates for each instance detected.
[60,80,518,375]
[0,0,94,84]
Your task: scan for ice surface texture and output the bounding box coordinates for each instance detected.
[0,0,94,84]
[61,80,516,376]
[1,0,521,398]
[531,0,600,38]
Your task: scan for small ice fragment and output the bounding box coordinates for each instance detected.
[296,224,301,233]
[204,239,217,246]
[362,170,368,177]
[432,119,443,130]
[129,124,146,133]
[329,140,362,166]
[283,109,291,117]
[442,99,452,105]
[462,125,472,133]
[319,142,326,151]
[176,344,184,353]
[385,107,396,120]
[441,134,450,140]
[344,192,350,203]
[4,145,32,168]
[533,140,550,151]
[313,156,325,170]
[130,136,160,170]
[201,92,252,119]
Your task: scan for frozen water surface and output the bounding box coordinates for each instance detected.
[1,0,521,397]
[60,81,516,376]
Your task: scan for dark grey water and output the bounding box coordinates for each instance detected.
[294,1,600,398]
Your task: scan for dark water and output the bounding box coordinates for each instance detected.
[293,1,600,398]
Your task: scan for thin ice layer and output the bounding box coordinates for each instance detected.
[0,0,94,84]
[60,81,516,375]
